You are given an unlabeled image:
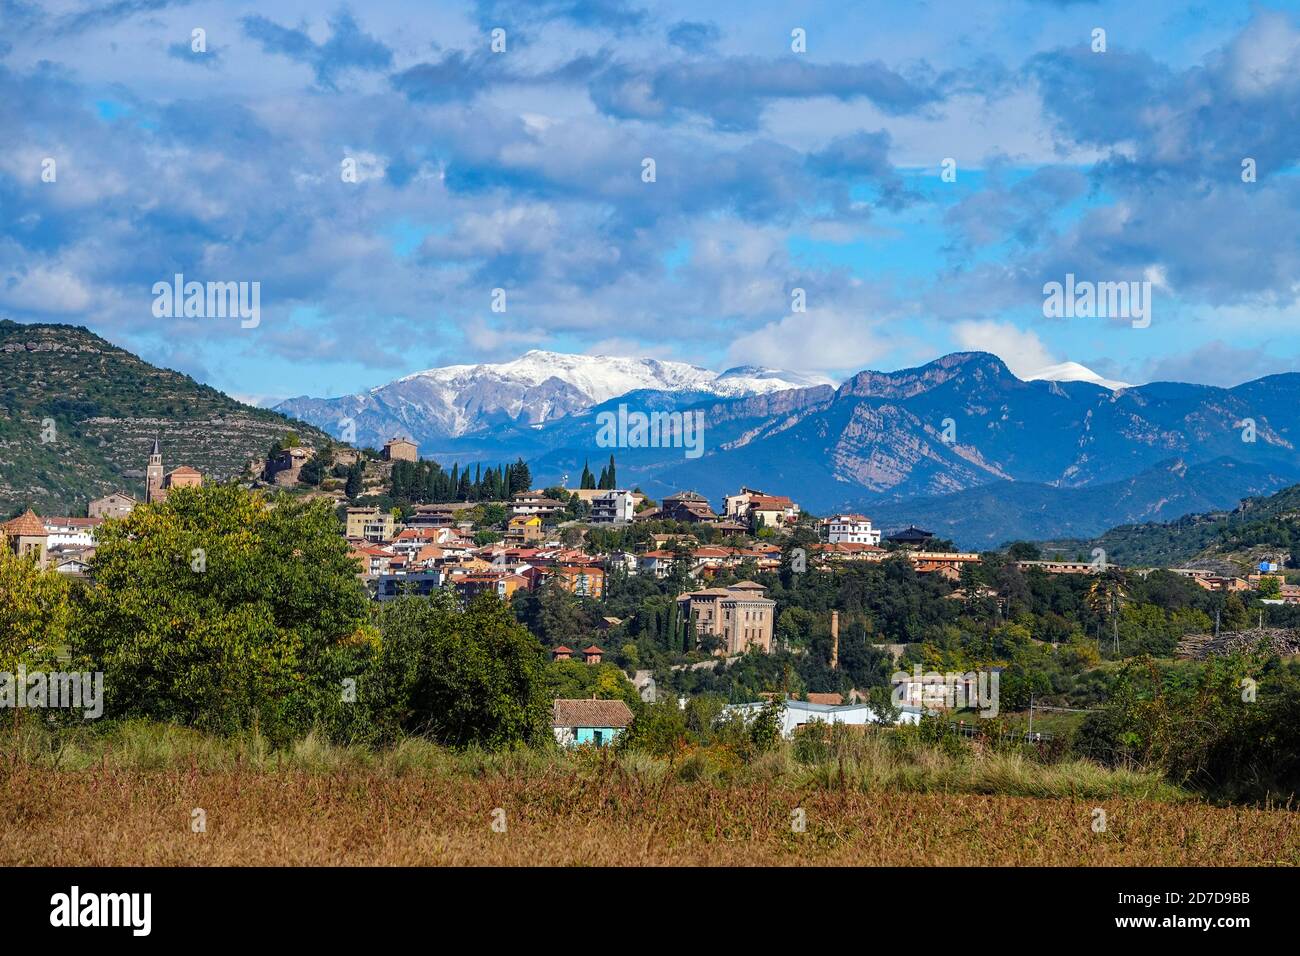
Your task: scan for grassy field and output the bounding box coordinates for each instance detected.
[1,721,1296,866]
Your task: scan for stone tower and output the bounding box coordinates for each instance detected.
[145,436,164,503]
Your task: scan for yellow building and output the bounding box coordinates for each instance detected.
[346,507,396,542]
[505,514,543,544]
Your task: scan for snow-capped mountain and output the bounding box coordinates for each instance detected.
[274,350,831,451]
[1025,361,1133,391]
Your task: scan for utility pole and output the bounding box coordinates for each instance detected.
[1028,692,1034,737]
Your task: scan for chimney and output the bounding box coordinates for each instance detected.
[830,611,839,670]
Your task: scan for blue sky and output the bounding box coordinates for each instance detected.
[3,0,1299,404]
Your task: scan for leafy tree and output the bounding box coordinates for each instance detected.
[622,698,688,756]
[71,485,374,741]
[370,590,550,748]
[345,461,364,498]
[0,547,71,670]
[749,696,786,753]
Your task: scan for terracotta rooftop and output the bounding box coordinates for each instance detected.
[2,509,46,537]
[552,699,634,728]
[806,692,844,706]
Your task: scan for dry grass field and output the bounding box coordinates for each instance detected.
[2,721,1294,866]
[2,765,1296,866]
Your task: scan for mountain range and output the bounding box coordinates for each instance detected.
[5,322,1299,547]
[274,351,832,453]
[275,348,1300,546]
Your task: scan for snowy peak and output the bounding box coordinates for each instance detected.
[395,350,826,404]
[276,349,828,447]
[1026,361,1132,391]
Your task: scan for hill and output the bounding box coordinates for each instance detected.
[1040,482,1300,569]
[866,457,1296,549]
[0,320,331,515]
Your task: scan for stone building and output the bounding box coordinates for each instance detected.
[88,491,136,519]
[2,509,49,568]
[382,437,418,462]
[676,580,776,655]
[144,437,202,504]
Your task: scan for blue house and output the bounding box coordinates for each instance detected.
[552,698,634,748]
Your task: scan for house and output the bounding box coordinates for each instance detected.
[552,698,634,748]
[265,446,315,485]
[88,491,136,520]
[382,437,418,462]
[660,491,717,523]
[677,580,776,655]
[448,571,528,602]
[820,514,881,546]
[510,491,565,517]
[374,571,444,601]
[531,564,605,598]
[406,505,458,528]
[725,487,800,528]
[53,557,91,576]
[723,698,921,737]
[811,541,886,563]
[913,552,981,580]
[1,509,49,568]
[747,493,800,529]
[505,514,544,545]
[41,516,101,549]
[552,646,574,662]
[583,644,604,664]
[590,489,636,524]
[345,507,396,542]
[637,550,683,578]
[1015,559,1100,575]
[885,525,935,547]
[352,545,396,576]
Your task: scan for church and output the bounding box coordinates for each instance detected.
[144,437,203,504]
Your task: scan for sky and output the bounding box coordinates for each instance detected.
[3,0,1300,405]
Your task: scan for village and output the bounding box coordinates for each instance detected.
[5,432,1298,750]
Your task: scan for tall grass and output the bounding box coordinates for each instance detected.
[2,717,1186,802]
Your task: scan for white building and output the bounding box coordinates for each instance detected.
[821,514,881,546]
[590,489,636,524]
[724,698,920,737]
[41,516,101,549]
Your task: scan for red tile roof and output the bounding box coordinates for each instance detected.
[2,509,46,537]
[552,699,633,728]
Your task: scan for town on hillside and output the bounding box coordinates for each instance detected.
[7,431,1300,751]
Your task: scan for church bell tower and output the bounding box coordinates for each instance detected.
[146,436,164,503]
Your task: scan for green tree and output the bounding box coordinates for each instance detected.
[71,485,374,741]
[0,547,71,670]
[345,461,364,498]
[372,591,549,748]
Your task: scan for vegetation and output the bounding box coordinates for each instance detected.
[0,320,329,515]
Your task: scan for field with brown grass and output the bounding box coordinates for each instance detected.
[2,721,1294,866]
[2,765,1296,866]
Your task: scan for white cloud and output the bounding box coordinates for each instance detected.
[951,320,1058,378]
